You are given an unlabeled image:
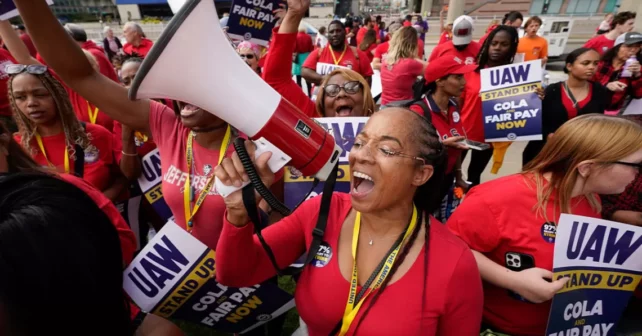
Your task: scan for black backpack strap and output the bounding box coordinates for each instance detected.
[74,122,87,178]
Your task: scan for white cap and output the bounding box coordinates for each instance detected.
[452,15,474,46]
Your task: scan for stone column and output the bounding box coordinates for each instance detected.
[618,0,642,31]
[446,0,464,25]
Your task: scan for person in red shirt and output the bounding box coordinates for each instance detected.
[372,22,405,70]
[478,11,523,46]
[263,5,375,117]
[237,40,263,75]
[302,20,374,87]
[358,28,377,63]
[123,22,154,58]
[380,27,425,105]
[356,16,375,47]
[409,55,476,202]
[7,64,127,201]
[523,48,609,166]
[448,114,642,336]
[215,107,483,336]
[429,15,480,65]
[293,28,314,96]
[460,25,519,187]
[15,25,37,57]
[584,11,636,56]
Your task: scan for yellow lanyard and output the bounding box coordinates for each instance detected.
[339,206,418,336]
[35,133,70,173]
[329,45,348,66]
[87,102,99,124]
[183,125,231,232]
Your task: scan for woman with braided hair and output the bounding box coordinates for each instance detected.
[214,107,483,335]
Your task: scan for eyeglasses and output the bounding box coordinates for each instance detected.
[5,64,48,75]
[610,161,642,170]
[352,140,425,165]
[239,54,255,60]
[323,81,362,97]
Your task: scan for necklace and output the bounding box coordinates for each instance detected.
[362,221,404,246]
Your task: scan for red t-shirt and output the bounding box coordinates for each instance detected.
[362,43,376,63]
[82,40,119,83]
[447,174,601,336]
[411,96,465,174]
[303,45,374,78]
[295,32,314,54]
[428,40,480,65]
[561,84,593,119]
[60,173,136,265]
[479,32,490,46]
[460,71,485,142]
[403,21,412,27]
[356,26,369,47]
[438,31,452,45]
[216,192,483,336]
[123,39,154,58]
[0,49,16,116]
[584,34,616,56]
[15,123,117,192]
[380,58,423,105]
[19,33,37,57]
[262,29,319,118]
[373,41,424,61]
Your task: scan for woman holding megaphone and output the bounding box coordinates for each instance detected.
[262,0,375,117]
[9,0,278,252]
[214,107,483,335]
[447,115,642,336]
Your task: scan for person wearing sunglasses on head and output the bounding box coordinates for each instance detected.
[237,41,262,75]
[262,0,375,117]
[215,107,483,336]
[447,114,642,336]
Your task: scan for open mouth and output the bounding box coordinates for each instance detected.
[180,104,202,118]
[336,104,354,116]
[352,171,375,196]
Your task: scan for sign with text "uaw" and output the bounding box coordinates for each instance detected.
[546,214,642,336]
[123,221,294,334]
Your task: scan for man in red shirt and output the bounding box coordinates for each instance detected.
[584,11,636,56]
[429,15,480,66]
[356,16,375,47]
[123,22,154,58]
[63,23,119,83]
[301,20,373,86]
[479,11,523,46]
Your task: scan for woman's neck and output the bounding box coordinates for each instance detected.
[359,201,415,237]
[193,125,229,150]
[566,75,587,89]
[36,119,63,137]
[431,90,450,113]
[542,172,586,198]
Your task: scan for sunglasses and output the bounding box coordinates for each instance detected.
[323,81,362,97]
[5,64,48,75]
[239,54,255,60]
[610,161,642,170]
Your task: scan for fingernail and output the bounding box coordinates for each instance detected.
[234,180,242,187]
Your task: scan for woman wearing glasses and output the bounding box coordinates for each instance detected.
[262,0,375,117]
[214,107,483,335]
[447,114,642,336]
[237,41,262,75]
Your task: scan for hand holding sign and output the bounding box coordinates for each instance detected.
[512,267,569,303]
[442,136,468,150]
[284,0,309,18]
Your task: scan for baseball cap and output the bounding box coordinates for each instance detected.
[615,32,642,46]
[424,55,478,84]
[452,15,474,46]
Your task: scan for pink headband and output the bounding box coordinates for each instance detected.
[237,41,261,57]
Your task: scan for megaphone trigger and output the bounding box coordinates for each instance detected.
[215,138,291,198]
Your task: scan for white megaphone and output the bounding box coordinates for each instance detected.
[129,0,342,197]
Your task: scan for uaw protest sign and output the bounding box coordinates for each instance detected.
[137,148,173,222]
[226,0,281,45]
[480,60,543,142]
[284,117,368,208]
[124,222,294,334]
[546,214,642,336]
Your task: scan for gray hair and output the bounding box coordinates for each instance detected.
[124,22,144,35]
[103,26,112,34]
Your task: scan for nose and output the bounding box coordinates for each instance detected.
[351,143,376,163]
[26,96,39,107]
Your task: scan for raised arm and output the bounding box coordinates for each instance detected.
[12,0,150,131]
[0,21,38,65]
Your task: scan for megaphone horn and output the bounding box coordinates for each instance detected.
[129,0,342,184]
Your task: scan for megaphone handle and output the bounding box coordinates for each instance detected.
[214,138,291,198]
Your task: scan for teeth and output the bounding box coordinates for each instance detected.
[353,171,373,182]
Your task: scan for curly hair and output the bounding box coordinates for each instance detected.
[9,71,95,160]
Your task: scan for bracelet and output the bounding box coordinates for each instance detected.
[121,151,138,157]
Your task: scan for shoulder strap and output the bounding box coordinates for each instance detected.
[74,122,86,178]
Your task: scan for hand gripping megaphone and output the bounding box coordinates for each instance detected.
[128,0,342,198]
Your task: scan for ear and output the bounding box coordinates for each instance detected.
[412,164,434,187]
[576,160,595,178]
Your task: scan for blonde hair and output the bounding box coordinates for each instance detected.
[522,114,642,220]
[384,26,418,66]
[315,68,374,117]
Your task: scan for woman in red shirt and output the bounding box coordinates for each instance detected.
[263,7,375,117]
[448,114,642,336]
[523,48,610,166]
[379,26,425,105]
[214,108,483,336]
[459,25,519,187]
